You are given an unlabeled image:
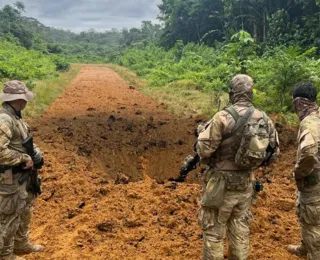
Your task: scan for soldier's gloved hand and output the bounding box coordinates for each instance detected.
[21,154,33,169]
[33,149,44,169]
[34,158,44,169]
[23,157,34,170]
[196,122,206,137]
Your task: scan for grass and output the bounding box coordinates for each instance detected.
[106,64,148,88]
[24,64,83,117]
[107,64,228,117]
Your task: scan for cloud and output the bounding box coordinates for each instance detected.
[0,0,162,32]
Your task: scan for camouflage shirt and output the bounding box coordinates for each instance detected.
[295,110,320,179]
[0,103,32,166]
[196,101,279,171]
[295,109,320,203]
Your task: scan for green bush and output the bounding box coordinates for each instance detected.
[115,31,320,113]
[249,47,320,112]
[51,55,71,72]
[0,41,56,80]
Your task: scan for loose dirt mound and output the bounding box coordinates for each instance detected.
[27,66,302,259]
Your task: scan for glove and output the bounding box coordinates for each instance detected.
[34,157,44,169]
[33,148,44,169]
[196,122,206,136]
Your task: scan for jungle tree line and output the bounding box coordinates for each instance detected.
[1,1,320,59]
[158,0,320,49]
[1,1,320,113]
[0,2,161,57]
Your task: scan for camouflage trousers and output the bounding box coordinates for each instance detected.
[298,199,320,260]
[0,173,34,258]
[198,170,253,260]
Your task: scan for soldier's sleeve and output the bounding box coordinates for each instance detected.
[33,142,41,155]
[267,117,280,164]
[32,142,43,165]
[196,112,225,159]
[294,127,318,180]
[0,118,31,166]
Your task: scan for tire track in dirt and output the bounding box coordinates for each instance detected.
[26,66,302,259]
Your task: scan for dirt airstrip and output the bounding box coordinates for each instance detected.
[26,66,302,259]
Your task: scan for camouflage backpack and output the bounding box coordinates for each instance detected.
[225,106,270,169]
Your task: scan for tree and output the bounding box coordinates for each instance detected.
[158,0,225,48]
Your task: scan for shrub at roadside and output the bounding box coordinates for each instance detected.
[249,47,320,112]
[114,31,320,113]
[0,41,57,81]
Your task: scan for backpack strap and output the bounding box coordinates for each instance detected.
[233,107,255,134]
[223,106,254,139]
[260,111,270,134]
[224,107,240,122]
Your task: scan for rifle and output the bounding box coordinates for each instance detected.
[260,144,276,167]
[169,123,206,183]
[18,136,42,197]
[169,153,200,183]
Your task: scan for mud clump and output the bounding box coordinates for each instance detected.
[78,201,86,209]
[135,110,142,115]
[77,146,92,156]
[97,221,117,233]
[123,218,143,228]
[115,173,130,185]
[157,140,167,148]
[100,134,108,140]
[108,115,116,122]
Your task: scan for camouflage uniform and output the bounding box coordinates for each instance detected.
[0,81,43,260]
[197,75,279,260]
[290,97,320,260]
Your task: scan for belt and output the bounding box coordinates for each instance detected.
[0,165,24,175]
[205,169,252,181]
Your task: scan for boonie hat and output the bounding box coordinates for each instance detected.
[0,80,35,102]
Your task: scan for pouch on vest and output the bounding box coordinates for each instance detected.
[0,169,13,185]
[225,172,249,191]
[0,191,18,215]
[201,175,225,208]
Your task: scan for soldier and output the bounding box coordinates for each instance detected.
[196,74,279,260]
[288,82,320,259]
[0,80,44,260]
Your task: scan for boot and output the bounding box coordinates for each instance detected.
[287,244,308,257]
[203,240,224,260]
[14,243,44,255]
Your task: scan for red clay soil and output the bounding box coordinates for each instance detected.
[25,66,302,260]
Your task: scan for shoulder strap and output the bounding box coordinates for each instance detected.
[234,107,254,134]
[260,111,268,124]
[223,106,254,139]
[224,107,239,122]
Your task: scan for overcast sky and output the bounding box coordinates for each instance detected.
[0,0,162,32]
